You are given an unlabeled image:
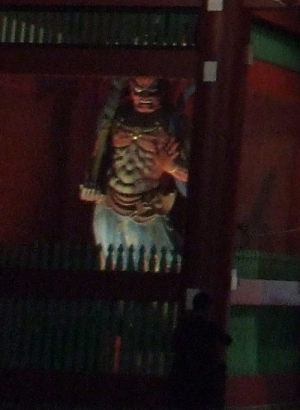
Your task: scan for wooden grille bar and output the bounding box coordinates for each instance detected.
[0,8,198,47]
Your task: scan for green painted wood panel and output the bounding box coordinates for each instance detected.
[234,251,300,281]
[251,22,300,73]
[228,306,300,376]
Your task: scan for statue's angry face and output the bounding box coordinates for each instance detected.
[129,77,162,113]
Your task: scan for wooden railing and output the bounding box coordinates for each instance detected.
[1,241,300,279]
[1,243,299,407]
[0,280,181,407]
[0,244,183,408]
[0,241,181,273]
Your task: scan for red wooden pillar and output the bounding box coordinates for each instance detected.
[183,0,251,324]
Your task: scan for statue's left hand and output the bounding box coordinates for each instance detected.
[155,137,180,174]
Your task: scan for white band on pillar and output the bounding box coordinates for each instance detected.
[203,61,218,82]
[207,0,224,11]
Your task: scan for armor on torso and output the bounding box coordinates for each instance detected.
[105,104,176,223]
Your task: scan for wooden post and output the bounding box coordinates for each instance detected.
[183,0,251,325]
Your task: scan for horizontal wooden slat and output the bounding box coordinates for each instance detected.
[0,370,168,407]
[3,270,299,306]
[245,0,285,7]
[2,0,300,8]
[245,0,300,7]
[253,9,300,34]
[0,269,183,300]
[0,0,202,7]
[0,45,198,77]
[244,0,300,9]
[0,370,299,407]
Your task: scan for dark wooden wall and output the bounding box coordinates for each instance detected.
[235,59,300,255]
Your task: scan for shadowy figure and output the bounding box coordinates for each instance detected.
[168,292,232,410]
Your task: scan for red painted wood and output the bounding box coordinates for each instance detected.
[0,75,98,242]
[0,46,198,78]
[245,0,286,7]
[226,374,300,406]
[183,0,251,325]
[0,76,80,241]
[253,9,300,35]
[248,60,300,103]
[236,60,300,254]
[245,0,300,7]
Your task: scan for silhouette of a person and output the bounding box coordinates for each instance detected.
[168,292,232,410]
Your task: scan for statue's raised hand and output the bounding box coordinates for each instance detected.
[155,137,180,174]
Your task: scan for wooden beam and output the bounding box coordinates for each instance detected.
[252,9,300,34]
[281,0,300,5]
[0,370,168,408]
[0,0,201,7]
[184,0,251,324]
[0,46,198,78]
[2,0,300,7]
[245,0,300,7]
[0,269,182,301]
[2,0,300,8]
[245,0,286,7]
[1,369,299,407]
